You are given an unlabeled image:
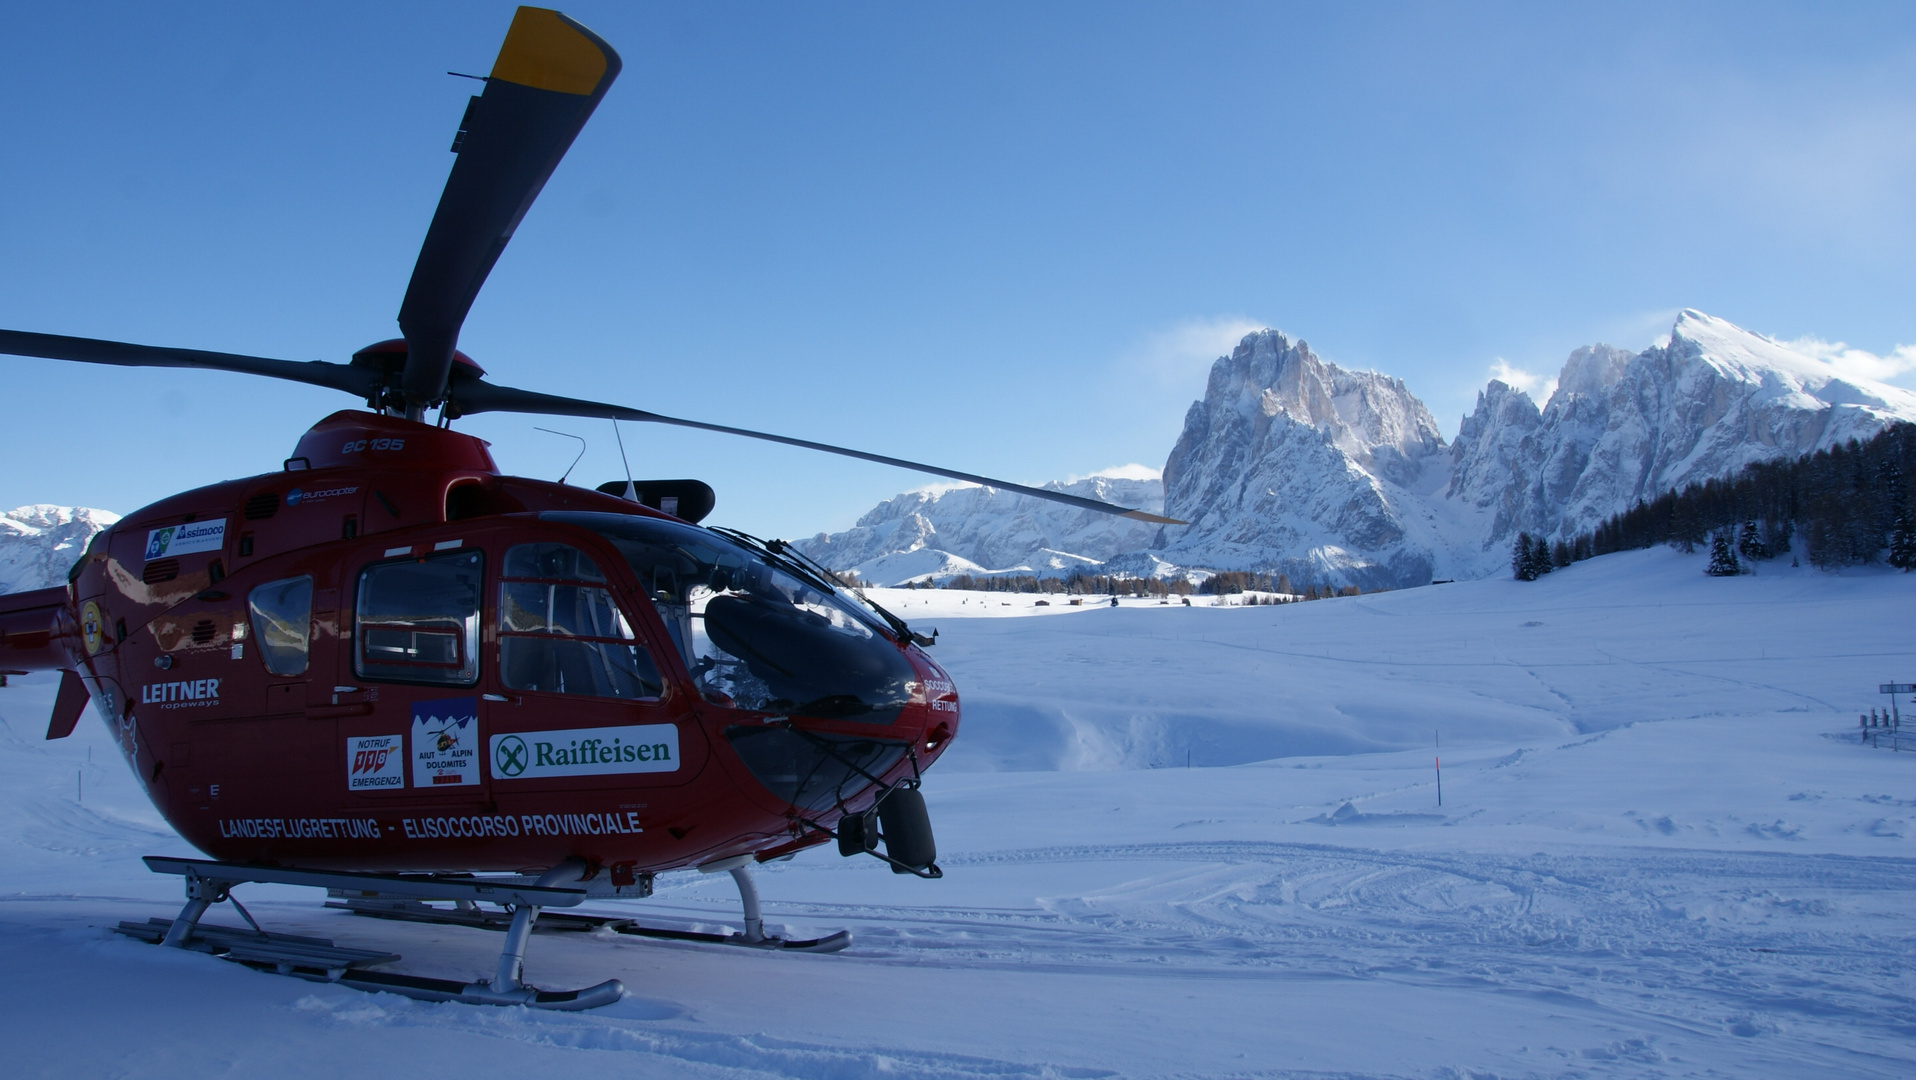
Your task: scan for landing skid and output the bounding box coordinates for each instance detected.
[111,916,611,1007]
[329,895,853,952]
[111,854,849,1009]
[115,856,624,1009]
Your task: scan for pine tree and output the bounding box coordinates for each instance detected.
[1513,533,1537,581]
[1764,518,1793,560]
[1891,506,1916,571]
[1668,499,1702,553]
[1707,531,1740,576]
[1737,519,1769,561]
[1529,536,1554,579]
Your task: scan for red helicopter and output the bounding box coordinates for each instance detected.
[0,8,1177,1009]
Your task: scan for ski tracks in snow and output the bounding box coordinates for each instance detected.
[727,841,1916,1073]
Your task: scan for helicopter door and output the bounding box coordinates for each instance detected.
[340,547,487,806]
[483,541,690,804]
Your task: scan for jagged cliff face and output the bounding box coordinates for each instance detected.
[792,311,1916,588]
[1446,378,1545,549]
[1156,330,1450,589]
[0,505,119,594]
[1453,311,1916,549]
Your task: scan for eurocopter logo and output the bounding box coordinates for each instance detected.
[491,724,679,781]
[286,485,358,507]
[144,519,227,561]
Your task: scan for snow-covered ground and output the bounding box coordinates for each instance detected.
[2,548,1912,1078]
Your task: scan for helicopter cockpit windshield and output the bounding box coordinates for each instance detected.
[544,512,915,724]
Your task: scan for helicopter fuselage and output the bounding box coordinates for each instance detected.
[7,409,957,877]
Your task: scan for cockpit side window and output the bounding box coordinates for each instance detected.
[248,574,313,676]
[355,551,482,686]
[499,542,663,701]
[541,513,914,723]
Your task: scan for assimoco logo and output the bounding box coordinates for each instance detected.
[144,519,226,560]
[490,724,679,780]
[143,679,220,709]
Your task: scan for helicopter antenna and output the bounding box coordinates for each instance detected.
[612,419,637,501]
[533,427,587,485]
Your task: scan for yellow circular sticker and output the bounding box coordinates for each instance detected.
[81,600,104,655]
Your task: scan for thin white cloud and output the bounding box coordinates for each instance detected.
[1126,315,1266,384]
[903,479,980,497]
[1781,335,1916,384]
[1063,463,1162,483]
[1486,358,1556,404]
[1607,308,1682,352]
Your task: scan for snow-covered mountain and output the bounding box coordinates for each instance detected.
[795,474,1164,583]
[1451,309,1916,553]
[0,506,118,594]
[805,310,1916,588]
[1152,329,1454,590]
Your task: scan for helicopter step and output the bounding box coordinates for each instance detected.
[328,894,853,952]
[327,854,853,953]
[118,855,626,1011]
[113,917,400,979]
[115,915,616,1007]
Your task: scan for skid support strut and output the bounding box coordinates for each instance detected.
[160,870,229,948]
[732,866,765,944]
[119,856,624,1010]
[468,861,606,1005]
[698,856,764,943]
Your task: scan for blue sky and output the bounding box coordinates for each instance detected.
[5,2,1916,539]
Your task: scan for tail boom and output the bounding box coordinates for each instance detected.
[0,587,80,673]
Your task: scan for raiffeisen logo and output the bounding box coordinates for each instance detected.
[143,678,221,709]
[490,724,679,780]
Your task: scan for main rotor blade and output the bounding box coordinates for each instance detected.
[398,7,621,409]
[0,329,378,398]
[450,378,1186,525]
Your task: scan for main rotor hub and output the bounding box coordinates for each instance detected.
[352,340,487,416]
[352,339,486,377]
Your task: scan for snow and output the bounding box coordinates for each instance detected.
[1674,309,1916,412]
[2,548,1914,1077]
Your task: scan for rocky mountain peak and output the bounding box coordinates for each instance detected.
[1550,344,1632,408]
[1153,330,1452,589]
[1173,329,1446,497]
[0,505,120,594]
